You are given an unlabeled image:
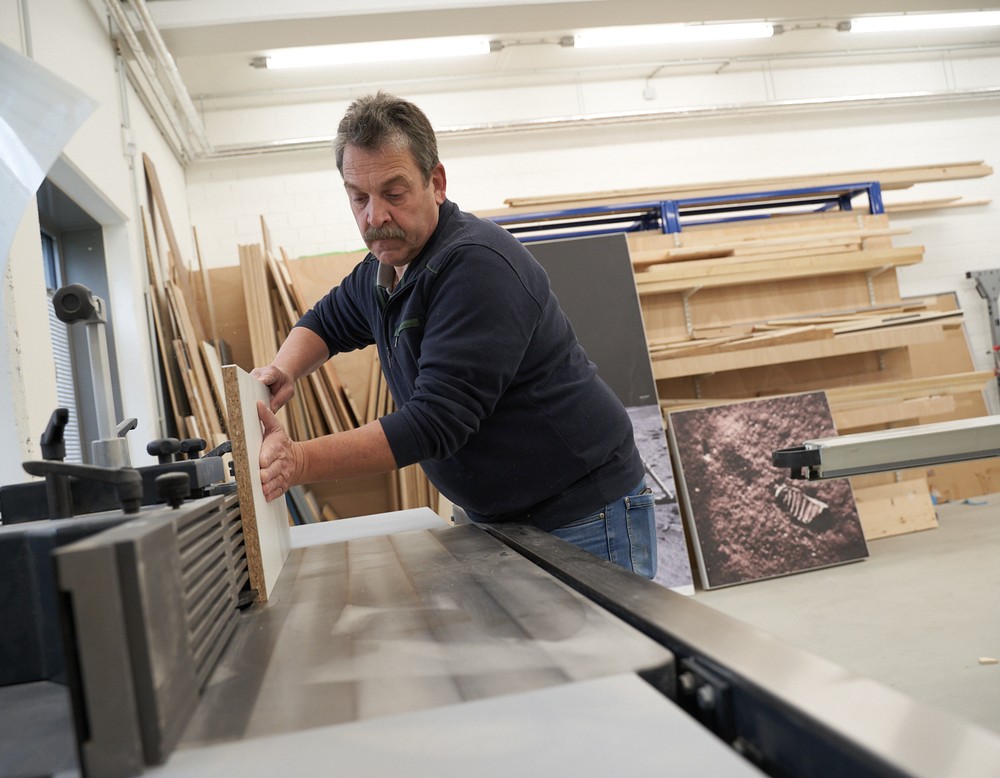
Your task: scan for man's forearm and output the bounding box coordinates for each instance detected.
[296,419,399,483]
[273,326,331,380]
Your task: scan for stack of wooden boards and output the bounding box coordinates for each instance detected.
[141,153,227,447]
[496,162,995,540]
[141,153,438,522]
[147,156,994,532]
[222,226,439,520]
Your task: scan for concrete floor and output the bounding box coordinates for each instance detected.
[695,492,1000,735]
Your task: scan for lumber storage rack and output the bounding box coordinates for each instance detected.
[489,182,884,242]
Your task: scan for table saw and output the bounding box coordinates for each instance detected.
[4,498,1000,777]
[3,325,1000,777]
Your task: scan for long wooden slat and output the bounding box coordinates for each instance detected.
[165,280,224,439]
[143,152,207,341]
[141,206,189,435]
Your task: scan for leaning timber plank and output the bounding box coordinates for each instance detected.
[852,478,938,541]
[653,319,951,380]
[636,246,923,295]
[222,364,291,602]
[141,207,190,430]
[166,281,223,437]
[192,226,219,345]
[172,338,211,439]
[142,153,207,341]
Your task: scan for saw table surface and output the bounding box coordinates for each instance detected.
[153,518,763,776]
[174,522,674,743]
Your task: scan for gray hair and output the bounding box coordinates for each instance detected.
[334,92,440,182]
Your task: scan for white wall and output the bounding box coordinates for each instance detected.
[0,0,197,481]
[186,51,1000,372]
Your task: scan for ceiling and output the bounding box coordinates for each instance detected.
[144,0,1000,104]
[103,0,1000,160]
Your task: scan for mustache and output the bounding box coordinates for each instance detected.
[364,225,407,242]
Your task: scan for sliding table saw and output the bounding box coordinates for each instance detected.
[4,304,1000,777]
[4,493,1000,777]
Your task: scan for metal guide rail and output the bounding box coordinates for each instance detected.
[772,415,1000,480]
[488,182,884,242]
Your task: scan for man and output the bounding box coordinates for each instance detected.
[252,92,657,578]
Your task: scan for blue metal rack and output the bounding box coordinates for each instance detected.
[488,182,884,243]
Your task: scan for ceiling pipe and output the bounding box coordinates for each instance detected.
[101,0,193,162]
[204,86,1000,161]
[124,0,211,156]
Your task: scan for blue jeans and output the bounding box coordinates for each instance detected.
[550,481,657,579]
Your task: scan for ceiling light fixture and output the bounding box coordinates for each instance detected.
[253,36,496,69]
[844,10,1000,33]
[570,21,776,49]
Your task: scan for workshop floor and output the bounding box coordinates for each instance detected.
[695,492,1000,735]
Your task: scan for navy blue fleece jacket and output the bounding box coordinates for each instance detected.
[296,199,643,530]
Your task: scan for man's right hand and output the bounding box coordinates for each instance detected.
[249,364,295,412]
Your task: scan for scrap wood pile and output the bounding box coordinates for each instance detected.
[141,153,437,519]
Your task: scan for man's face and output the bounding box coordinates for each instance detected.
[342,143,446,270]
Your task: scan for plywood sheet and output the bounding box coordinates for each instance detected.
[222,364,291,601]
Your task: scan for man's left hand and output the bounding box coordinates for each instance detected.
[257,400,304,502]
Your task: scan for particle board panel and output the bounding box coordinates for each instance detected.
[222,364,291,602]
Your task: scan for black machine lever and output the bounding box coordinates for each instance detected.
[22,460,143,516]
[180,438,207,459]
[147,438,182,464]
[38,409,73,517]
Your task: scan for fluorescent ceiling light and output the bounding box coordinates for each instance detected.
[847,10,1000,33]
[259,36,493,69]
[572,21,775,48]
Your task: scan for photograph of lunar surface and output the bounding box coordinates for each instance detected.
[667,392,868,589]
